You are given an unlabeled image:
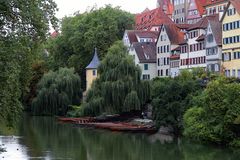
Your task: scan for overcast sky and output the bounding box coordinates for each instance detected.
[53,0,157,18]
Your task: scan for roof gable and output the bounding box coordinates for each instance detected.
[221,0,240,22]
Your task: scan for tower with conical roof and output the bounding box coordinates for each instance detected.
[86,48,100,91]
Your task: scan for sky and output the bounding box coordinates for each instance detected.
[53,0,157,18]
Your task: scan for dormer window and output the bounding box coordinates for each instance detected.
[144,53,150,59]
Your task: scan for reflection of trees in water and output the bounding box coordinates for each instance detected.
[79,130,184,160]
[16,115,240,160]
[181,140,240,160]
[18,115,87,159]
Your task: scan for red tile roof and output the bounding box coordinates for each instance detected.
[176,23,193,30]
[204,0,228,7]
[196,0,207,15]
[170,54,180,60]
[162,24,185,44]
[135,7,173,30]
[196,34,205,41]
[126,30,159,44]
[132,42,156,63]
[187,14,219,31]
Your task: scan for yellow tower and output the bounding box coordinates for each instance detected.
[86,48,100,91]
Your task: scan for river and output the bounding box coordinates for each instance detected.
[0,115,239,160]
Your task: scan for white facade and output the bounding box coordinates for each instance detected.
[205,23,222,73]
[156,26,171,77]
[129,47,157,80]
[180,29,207,70]
[123,31,131,47]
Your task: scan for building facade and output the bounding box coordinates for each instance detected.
[221,0,240,78]
[129,42,157,80]
[205,0,228,17]
[172,0,189,24]
[205,21,222,73]
[156,24,184,77]
[186,0,206,24]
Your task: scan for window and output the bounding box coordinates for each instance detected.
[215,64,220,72]
[143,74,150,80]
[232,69,236,77]
[225,70,230,77]
[166,69,169,76]
[160,70,163,76]
[238,69,240,78]
[207,34,214,43]
[93,70,96,76]
[144,64,148,70]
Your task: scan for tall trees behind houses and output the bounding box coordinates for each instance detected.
[46,5,135,90]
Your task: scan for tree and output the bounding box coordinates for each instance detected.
[46,5,134,90]
[32,68,82,116]
[151,72,202,135]
[183,77,240,146]
[0,0,58,124]
[79,41,150,116]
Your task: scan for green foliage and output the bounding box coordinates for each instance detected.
[32,68,82,116]
[151,72,202,135]
[123,91,141,112]
[46,5,134,89]
[0,0,58,124]
[183,77,240,146]
[0,40,23,126]
[80,41,150,116]
[24,60,48,110]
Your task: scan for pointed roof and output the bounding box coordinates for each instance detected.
[208,20,222,46]
[86,48,100,69]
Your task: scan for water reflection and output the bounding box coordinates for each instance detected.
[0,115,240,160]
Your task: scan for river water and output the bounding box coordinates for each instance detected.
[0,115,239,160]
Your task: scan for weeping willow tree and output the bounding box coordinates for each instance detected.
[32,68,82,116]
[81,41,150,116]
